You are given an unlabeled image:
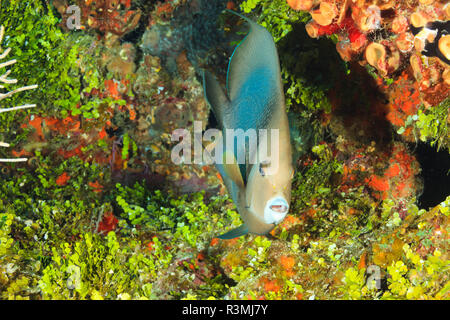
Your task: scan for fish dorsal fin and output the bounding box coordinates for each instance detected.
[226,10,282,103]
[222,151,245,188]
[217,224,248,239]
[203,70,231,129]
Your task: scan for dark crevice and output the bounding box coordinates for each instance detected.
[120,12,147,46]
[415,142,450,210]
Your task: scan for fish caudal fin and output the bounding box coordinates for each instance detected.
[217,224,249,239]
[202,70,230,129]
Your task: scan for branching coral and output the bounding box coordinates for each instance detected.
[0,26,37,163]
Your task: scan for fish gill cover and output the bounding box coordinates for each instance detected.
[0,0,448,300]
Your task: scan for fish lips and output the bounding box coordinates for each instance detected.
[264,197,289,225]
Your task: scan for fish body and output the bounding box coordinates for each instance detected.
[203,11,294,239]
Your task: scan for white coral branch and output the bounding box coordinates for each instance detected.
[0,47,11,60]
[0,25,38,163]
[0,25,4,46]
[0,158,28,162]
[0,58,16,70]
[0,103,36,113]
[0,84,38,101]
[0,69,18,86]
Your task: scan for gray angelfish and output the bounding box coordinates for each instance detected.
[202,10,294,239]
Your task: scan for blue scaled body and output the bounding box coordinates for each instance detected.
[203,10,294,239]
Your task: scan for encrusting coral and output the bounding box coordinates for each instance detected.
[289,0,449,70]
[0,26,37,163]
[287,0,449,148]
[54,0,142,37]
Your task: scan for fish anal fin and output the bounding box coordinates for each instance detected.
[217,224,249,239]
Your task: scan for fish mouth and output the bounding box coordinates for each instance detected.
[264,197,289,224]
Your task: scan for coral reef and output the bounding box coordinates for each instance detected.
[141,0,229,74]
[54,0,142,37]
[287,0,450,148]
[0,0,448,301]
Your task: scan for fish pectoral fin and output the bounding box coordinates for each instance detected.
[222,151,245,188]
[217,224,249,239]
